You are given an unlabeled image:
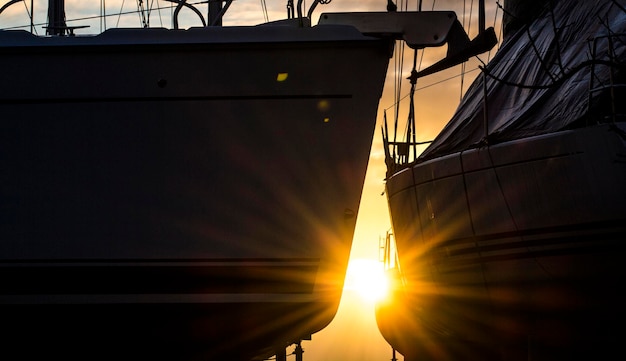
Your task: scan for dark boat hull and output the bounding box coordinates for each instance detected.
[379,124,626,361]
[0,24,391,360]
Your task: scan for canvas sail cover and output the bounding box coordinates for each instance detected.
[419,0,626,161]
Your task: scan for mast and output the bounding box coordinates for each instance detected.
[46,0,66,35]
[208,0,223,26]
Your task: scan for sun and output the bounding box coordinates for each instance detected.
[344,258,389,302]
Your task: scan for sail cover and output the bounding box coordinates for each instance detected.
[419,0,626,161]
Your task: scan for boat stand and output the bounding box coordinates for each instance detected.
[274,341,304,361]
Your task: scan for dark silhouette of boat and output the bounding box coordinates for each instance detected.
[0,1,493,359]
[378,0,626,360]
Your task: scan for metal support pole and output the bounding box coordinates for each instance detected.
[208,0,223,26]
[295,342,304,361]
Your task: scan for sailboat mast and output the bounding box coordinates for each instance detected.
[46,0,66,35]
[209,0,223,26]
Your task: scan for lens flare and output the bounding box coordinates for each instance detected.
[345,259,389,302]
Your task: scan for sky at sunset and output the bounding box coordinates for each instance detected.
[1,1,503,359]
[304,1,502,358]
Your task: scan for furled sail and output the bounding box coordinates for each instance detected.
[420,0,626,161]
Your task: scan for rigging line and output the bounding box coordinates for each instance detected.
[407,49,419,161]
[143,0,151,27]
[145,0,151,26]
[0,1,35,33]
[468,0,473,32]
[479,58,626,90]
[37,1,206,28]
[22,0,37,35]
[525,25,558,83]
[142,0,152,27]
[613,0,626,14]
[100,0,106,32]
[393,38,405,153]
[146,0,159,27]
[487,3,500,62]
[149,0,156,26]
[260,0,269,23]
[416,0,436,72]
[116,0,125,27]
[408,34,422,155]
[502,1,562,83]
[155,0,164,27]
[460,65,466,102]
[3,3,183,31]
[462,0,466,28]
[384,67,481,111]
[393,37,408,160]
[459,147,496,309]
[483,144,544,276]
[548,0,565,75]
[137,0,147,27]
[585,40,605,113]
[29,0,33,33]
[597,13,626,48]
[146,0,154,24]
[460,0,474,101]
[460,0,466,100]
[403,0,433,115]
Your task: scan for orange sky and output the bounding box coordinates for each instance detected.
[294,2,503,360]
[0,2,502,359]
[302,65,483,361]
